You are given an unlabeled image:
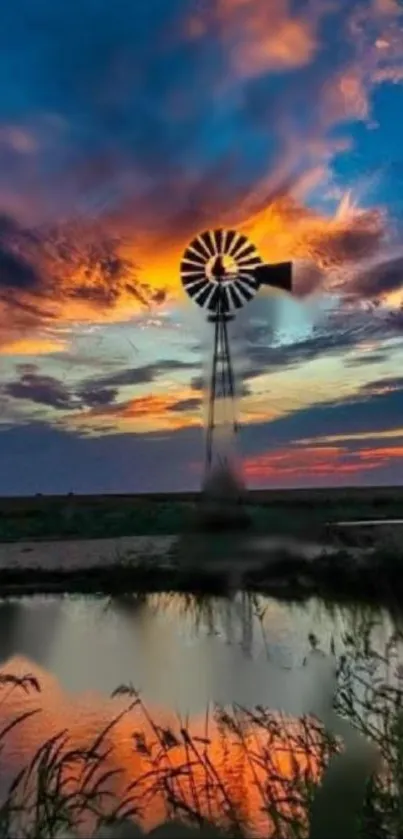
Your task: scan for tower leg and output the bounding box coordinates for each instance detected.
[204,314,238,486]
[205,315,219,479]
[203,312,247,521]
[220,315,238,435]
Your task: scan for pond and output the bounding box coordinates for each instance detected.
[0,593,396,714]
[0,593,350,714]
[0,592,401,836]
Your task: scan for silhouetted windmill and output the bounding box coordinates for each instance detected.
[180,228,292,495]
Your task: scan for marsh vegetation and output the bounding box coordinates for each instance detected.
[0,602,400,837]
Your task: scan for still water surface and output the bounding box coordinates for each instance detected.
[0,593,400,834]
[0,592,395,715]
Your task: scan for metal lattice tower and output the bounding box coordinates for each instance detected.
[180,228,292,489]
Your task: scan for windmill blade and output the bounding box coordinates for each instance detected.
[186,278,210,299]
[208,229,219,254]
[181,258,205,273]
[194,282,215,308]
[233,280,255,304]
[236,254,262,270]
[234,240,259,262]
[182,274,208,291]
[237,272,260,291]
[254,262,292,292]
[226,230,242,256]
[186,240,208,263]
[213,228,224,252]
[207,286,221,312]
[198,230,216,258]
[228,284,246,309]
[219,286,230,313]
[183,245,206,266]
[195,231,214,259]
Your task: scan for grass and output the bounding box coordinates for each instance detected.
[0,615,402,837]
[1,485,403,542]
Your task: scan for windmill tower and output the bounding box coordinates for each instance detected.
[180,228,292,507]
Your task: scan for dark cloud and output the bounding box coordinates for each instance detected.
[15,363,37,375]
[3,358,199,412]
[245,332,346,375]
[314,217,384,270]
[238,306,403,383]
[243,329,371,380]
[4,373,74,411]
[190,374,251,398]
[360,376,403,394]
[0,248,40,291]
[77,386,118,408]
[0,213,42,295]
[343,350,390,368]
[352,255,403,299]
[168,397,201,413]
[94,359,198,390]
[292,261,324,297]
[3,371,117,411]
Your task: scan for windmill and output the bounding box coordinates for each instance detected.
[180,228,292,495]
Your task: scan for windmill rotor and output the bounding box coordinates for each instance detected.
[180,229,262,314]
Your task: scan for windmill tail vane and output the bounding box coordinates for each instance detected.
[254,261,293,293]
[180,228,293,488]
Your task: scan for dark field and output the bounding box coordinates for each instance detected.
[1,486,403,608]
[0,485,402,542]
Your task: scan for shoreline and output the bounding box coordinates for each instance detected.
[0,534,400,610]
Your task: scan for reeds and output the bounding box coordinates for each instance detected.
[0,619,402,838]
[0,675,334,839]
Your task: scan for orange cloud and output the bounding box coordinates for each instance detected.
[230,16,318,76]
[359,445,403,461]
[0,337,68,356]
[324,70,370,123]
[242,194,385,289]
[189,0,321,76]
[72,389,202,433]
[0,219,168,353]
[243,443,402,483]
[335,0,403,125]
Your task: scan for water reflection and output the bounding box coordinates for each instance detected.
[0,594,399,835]
[0,598,60,665]
[0,655,335,837]
[0,593,397,716]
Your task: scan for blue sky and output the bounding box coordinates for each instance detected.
[1,0,403,493]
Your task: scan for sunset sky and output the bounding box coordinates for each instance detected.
[1,0,403,493]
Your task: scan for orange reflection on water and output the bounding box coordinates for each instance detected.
[0,657,326,837]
